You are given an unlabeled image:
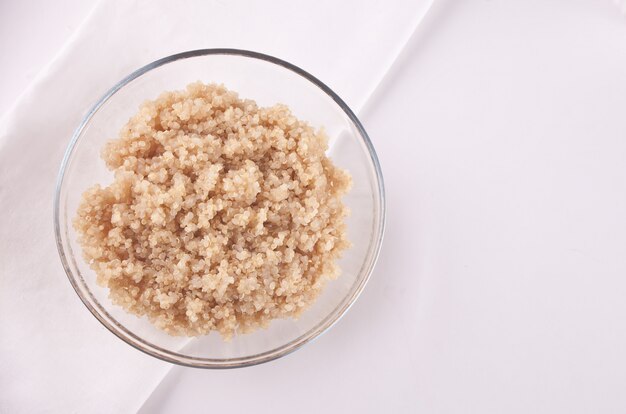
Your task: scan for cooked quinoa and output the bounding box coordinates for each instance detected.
[74,82,351,338]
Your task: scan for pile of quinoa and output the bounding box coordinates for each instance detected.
[74,82,351,338]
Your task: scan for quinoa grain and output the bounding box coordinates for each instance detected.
[74,82,351,338]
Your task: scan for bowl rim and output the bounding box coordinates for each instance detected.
[54,48,386,368]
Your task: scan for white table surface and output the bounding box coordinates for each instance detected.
[3,1,626,413]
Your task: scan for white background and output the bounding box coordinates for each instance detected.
[2,1,626,413]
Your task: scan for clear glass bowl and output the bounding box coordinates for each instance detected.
[54,49,385,368]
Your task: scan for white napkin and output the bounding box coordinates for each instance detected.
[0,0,432,412]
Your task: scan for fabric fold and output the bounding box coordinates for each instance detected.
[0,0,431,412]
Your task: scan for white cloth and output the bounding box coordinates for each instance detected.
[0,0,432,412]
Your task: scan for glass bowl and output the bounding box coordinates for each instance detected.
[54,49,385,368]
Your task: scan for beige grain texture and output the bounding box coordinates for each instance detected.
[74,82,351,338]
